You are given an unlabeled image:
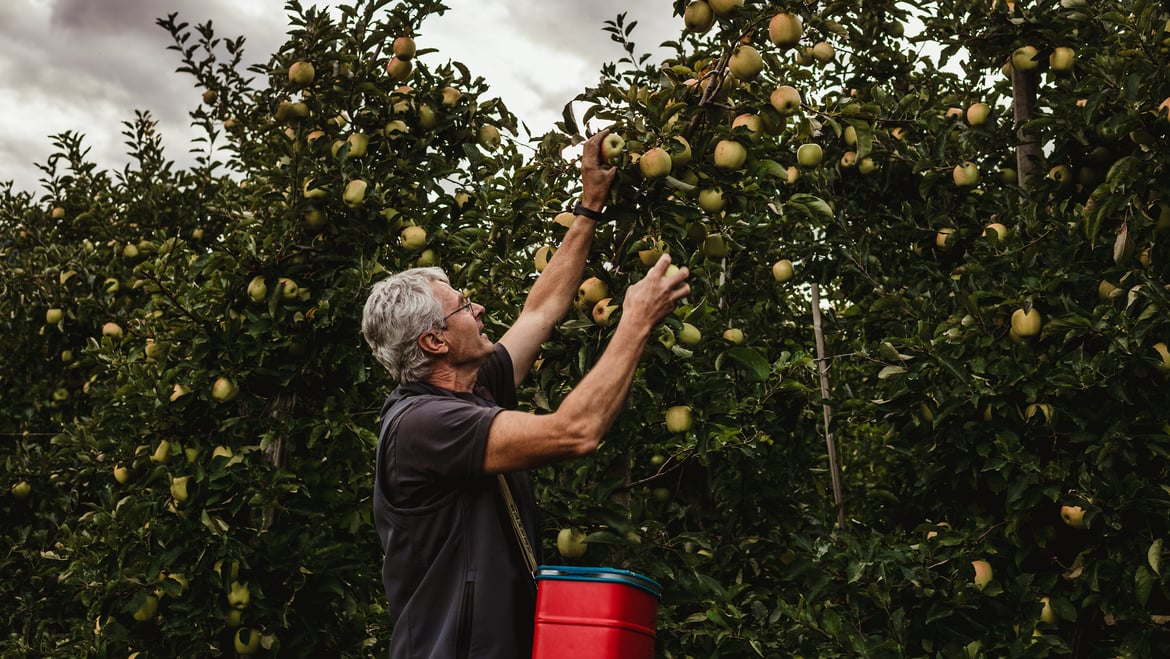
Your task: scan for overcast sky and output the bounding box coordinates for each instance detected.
[0,0,677,196]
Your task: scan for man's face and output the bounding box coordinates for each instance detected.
[429,281,492,366]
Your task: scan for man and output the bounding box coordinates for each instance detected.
[360,130,690,658]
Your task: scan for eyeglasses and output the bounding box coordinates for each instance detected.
[440,301,474,327]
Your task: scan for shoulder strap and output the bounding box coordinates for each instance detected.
[497,475,538,575]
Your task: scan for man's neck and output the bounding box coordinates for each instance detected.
[423,362,478,393]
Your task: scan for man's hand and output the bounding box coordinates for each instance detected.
[579,130,618,212]
[620,254,691,336]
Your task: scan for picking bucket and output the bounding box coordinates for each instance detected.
[532,565,661,659]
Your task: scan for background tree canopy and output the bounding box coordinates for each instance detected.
[2,0,1168,656]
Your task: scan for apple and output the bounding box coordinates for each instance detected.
[417,103,437,129]
[169,384,191,401]
[439,86,462,107]
[936,228,956,249]
[770,85,802,116]
[669,135,693,167]
[665,405,694,433]
[304,207,326,230]
[60,349,73,363]
[728,45,764,80]
[45,308,64,324]
[840,151,858,168]
[858,157,878,175]
[1048,164,1074,188]
[678,322,701,347]
[683,1,715,32]
[843,125,858,146]
[51,206,66,219]
[234,628,261,655]
[811,41,835,64]
[769,12,803,48]
[796,143,823,168]
[212,377,239,403]
[170,476,191,503]
[772,259,794,282]
[722,328,745,345]
[10,481,31,500]
[102,322,124,340]
[288,60,315,86]
[392,36,416,59]
[150,439,172,464]
[274,100,309,121]
[731,113,763,142]
[122,243,139,259]
[713,140,747,170]
[346,132,369,157]
[925,521,950,539]
[1153,342,1170,373]
[228,581,251,609]
[277,277,299,300]
[554,211,576,229]
[1049,46,1076,72]
[385,56,412,81]
[144,338,169,361]
[639,147,673,179]
[953,161,980,187]
[1039,596,1057,624]
[417,249,436,267]
[113,465,131,484]
[1012,45,1040,71]
[343,179,368,208]
[1157,96,1170,123]
[1097,280,1120,300]
[400,226,428,252]
[707,0,743,18]
[1011,308,1042,337]
[591,298,619,326]
[478,125,501,150]
[534,245,555,272]
[657,327,676,350]
[698,188,726,213]
[383,119,408,137]
[783,165,800,184]
[971,559,993,590]
[637,238,664,267]
[575,277,609,313]
[302,178,327,198]
[601,133,626,163]
[556,527,588,558]
[132,594,159,622]
[984,223,1009,241]
[1060,504,1086,528]
[966,102,991,126]
[212,445,234,460]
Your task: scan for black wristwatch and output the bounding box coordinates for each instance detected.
[572,203,607,222]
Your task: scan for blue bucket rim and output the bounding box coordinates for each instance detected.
[535,565,662,598]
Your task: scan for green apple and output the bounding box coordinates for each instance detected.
[1060,504,1085,528]
[683,1,715,32]
[935,228,956,249]
[277,277,299,300]
[698,188,726,213]
[591,297,619,326]
[132,594,159,622]
[678,322,701,346]
[601,133,626,163]
[113,465,131,484]
[478,125,501,150]
[772,259,794,282]
[1049,46,1076,72]
[1154,342,1170,373]
[1011,308,1042,337]
[234,627,261,655]
[952,161,980,187]
[731,113,763,142]
[703,233,730,258]
[713,140,749,170]
[10,481,31,500]
[575,277,609,313]
[212,377,239,403]
[345,132,369,157]
[144,338,169,361]
[343,179,368,208]
[400,226,428,251]
[966,102,991,126]
[212,445,234,460]
[1039,596,1057,624]
[417,103,437,130]
[811,41,835,64]
[170,476,191,503]
[769,12,803,48]
[665,405,694,433]
[557,527,588,558]
[1012,45,1040,71]
[393,36,416,59]
[228,581,251,609]
[439,86,462,107]
[639,147,673,179]
[669,135,693,167]
[169,383,191,401]
[796,143,823,167]
[728,45,764,80]
[984,223,1009,241]
[636,238,664,267]
[858,156,878,175]
[534,245,555,272]
[971,559,993,590]
[45,308,64,324]
[770,85,802,116]
[102,322,124,340]
[288,60,315,86]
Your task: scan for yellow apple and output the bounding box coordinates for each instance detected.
[113,465,131,484]
[678,322,701,347]
[1039,596,1057,624]
[731,113,763,142]
[811,41,835,64]
[345,132,369,157]
[698,188,726,213]
[277,277,299,300]
[1059,504,1085,529]
[234,627,261,655]
[770,85,802,116]
[144,338,169,361]
[713,140,747,170]
[228,581,251,609]
[534,245,555,272]
[601,133,625,162]
[936,228,956,249]
[383,119,408,137]
[343,179,368,208]
[703,233,730,258]
[169,384,191,401]
[1012,45,1040,71]
[707,0,743,18]
[1011,308,1042,338]
[858,157,878,175]
[953,161,980,187]
[288,60,315,86]
[439,86,462,107]
[637,238,664,267]
[1153,342,1170,373]
[102,322,124,340]
[728,45,764,80]
[246,276,267,303]
[683,1,715,32]
[984,223,1009,241]
[591,297,619,326]
[556,527,588,558]
[840,151,858,168]
[772,259,794,282]
[132,594,159,622]
[45,308,64,324]
[10,481,32,500]
[212,377,239,403]
[1049,46,1076,72]
[639,147,673,179]
[392,36,416,59]
[769,12,803,48]
[575,277,609,312]
[971,559,993,590]
[170,476,190,503]
[665,405,694,433]
[554,211,576,229]
[722,328,745,345]
[966,102,991,126]
[478,125,501,150]
[385,56,412,81]
[400,226,428,251]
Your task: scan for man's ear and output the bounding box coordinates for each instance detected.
[418,329,447,356]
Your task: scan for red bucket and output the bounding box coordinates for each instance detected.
[532,565,661,659]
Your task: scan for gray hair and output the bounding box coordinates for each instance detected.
[362,267,449,383]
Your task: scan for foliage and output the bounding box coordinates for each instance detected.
[3,0,1170,656]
